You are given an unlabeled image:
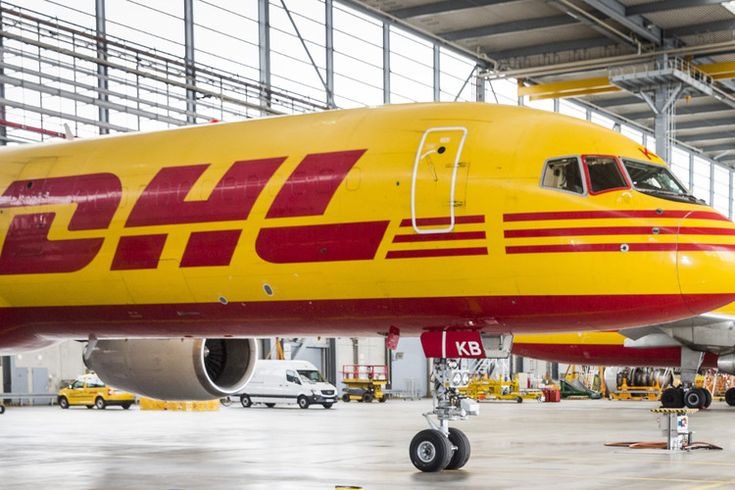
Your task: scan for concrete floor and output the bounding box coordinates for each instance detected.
[1,399,735,489]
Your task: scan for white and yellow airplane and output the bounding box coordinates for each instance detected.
[1,102,734,472]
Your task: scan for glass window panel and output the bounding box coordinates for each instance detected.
[439,48,476,102]
[526,98,554,112]
[390,27,433,102]
[559,100,586,120]
[591,112,615,130]
[621,125,643,145]
[670,148,690,190]
[106,1,184,56]
[692,156,711,204]
[486,78,517,106]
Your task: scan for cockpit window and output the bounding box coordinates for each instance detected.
[582,156,629,194]
[622,159,687,195]
[541,157,584,194]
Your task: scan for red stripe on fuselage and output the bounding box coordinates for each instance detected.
[503,210,728,222]
[255,221,389,263]
[393,231,486,243]
[505,226,735,238]
[506,243,679,254]
[266,150,365,219]
[2,294,733,353]
[386,247,488,259]
[399,215,485,227]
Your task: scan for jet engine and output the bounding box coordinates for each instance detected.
[83,338,257,400]
[718,353,735,375]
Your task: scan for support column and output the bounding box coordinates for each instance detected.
[95,0,109,134]
[474,67,485,102]
[383,22,390,104]
[0,7,5,145]
[324,338,337,386]
[433,44,440,101]
[258,0,271,113]
[325,0,335,108]
[1,356,10,400]
[184,0,196,124]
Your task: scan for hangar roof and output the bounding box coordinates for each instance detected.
[348,0,735,165]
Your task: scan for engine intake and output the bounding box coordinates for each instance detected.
[83,338,257,400]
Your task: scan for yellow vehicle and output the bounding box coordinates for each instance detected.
[58,374,135,410]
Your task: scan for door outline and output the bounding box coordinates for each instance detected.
[410,127,468,234]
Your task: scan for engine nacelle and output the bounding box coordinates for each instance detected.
[83,338,257,400]
[718,353,735,375]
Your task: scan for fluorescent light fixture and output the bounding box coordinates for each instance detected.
[725,1,735,15]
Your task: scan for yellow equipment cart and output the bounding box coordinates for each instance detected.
[341,365,388,403]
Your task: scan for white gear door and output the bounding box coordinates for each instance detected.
[411,127,468,234]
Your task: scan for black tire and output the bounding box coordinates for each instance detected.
[122,403,132,410]
[219,397,232,407]
[86,405,93,409]
[58,396,69,409]
[342,394,350,403]
[95,397,106,410]
[409,429,453,472]
[265,403,276,408]
[240,394,252,408]
[379,396,387,403]
[684,389,705,409]
[516,396,523,404]
[0,405,5,414]
[446,428,471,470]
[362,393,374,403]
[726,387,735,406]
[704,389,712,408]
[322,403,333,409]
[661,388,684,408]
[297,396,310,409]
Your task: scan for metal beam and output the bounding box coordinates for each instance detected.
[627,0,731,15]
[184,0,196,124]
[581,0,662,45]
[668,19,735,37]
[492,37,616,60]
[389,0,521,19]
[95,0,109,134]
[676,116,735,130]
[258,0,271,112]
[698,143,735,152]
[623,103,733,120]
[699,61,735,80]
[519,76,619,100]
[325,0,335,108]
[593,95,646,107]
[433,44,440,101]
[440,15,576,42]
[383,22,390,104]
[678,131,735,142]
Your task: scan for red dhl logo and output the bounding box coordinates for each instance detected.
[0,149,396,274]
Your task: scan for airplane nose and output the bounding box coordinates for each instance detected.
[677,212,735,315]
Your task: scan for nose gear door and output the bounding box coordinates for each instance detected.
[411,127,468,234]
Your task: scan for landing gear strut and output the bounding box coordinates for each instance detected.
[409,358,478,472]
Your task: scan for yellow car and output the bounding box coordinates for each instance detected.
[58,374,135,410]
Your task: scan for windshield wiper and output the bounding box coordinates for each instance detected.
[636,188,702,204]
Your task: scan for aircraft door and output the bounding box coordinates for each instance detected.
[411,127,468,234]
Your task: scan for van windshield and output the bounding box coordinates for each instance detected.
[298,370,324,384]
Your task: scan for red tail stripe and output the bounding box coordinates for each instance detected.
[386,247,487,259]
[393,231,486,243]
[399,215,485,227]
[506,243,735,254]
[503,210,728,222]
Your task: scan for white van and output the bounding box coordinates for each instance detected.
[239,360,338,409]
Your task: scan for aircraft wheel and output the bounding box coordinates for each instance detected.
[660,388,684,408]
[240,394,252,408]
[58,396,69,409]
[409,429,453,472]
[703,389,712,408]
[726,387,735,406]
[684,388,706,409]
[445,428,471,470]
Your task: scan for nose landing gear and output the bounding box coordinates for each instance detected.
[660,347,712,409]
[408,358,479,472]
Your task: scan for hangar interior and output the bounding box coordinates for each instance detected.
[3,0,735,398]
[3,0,735,487]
